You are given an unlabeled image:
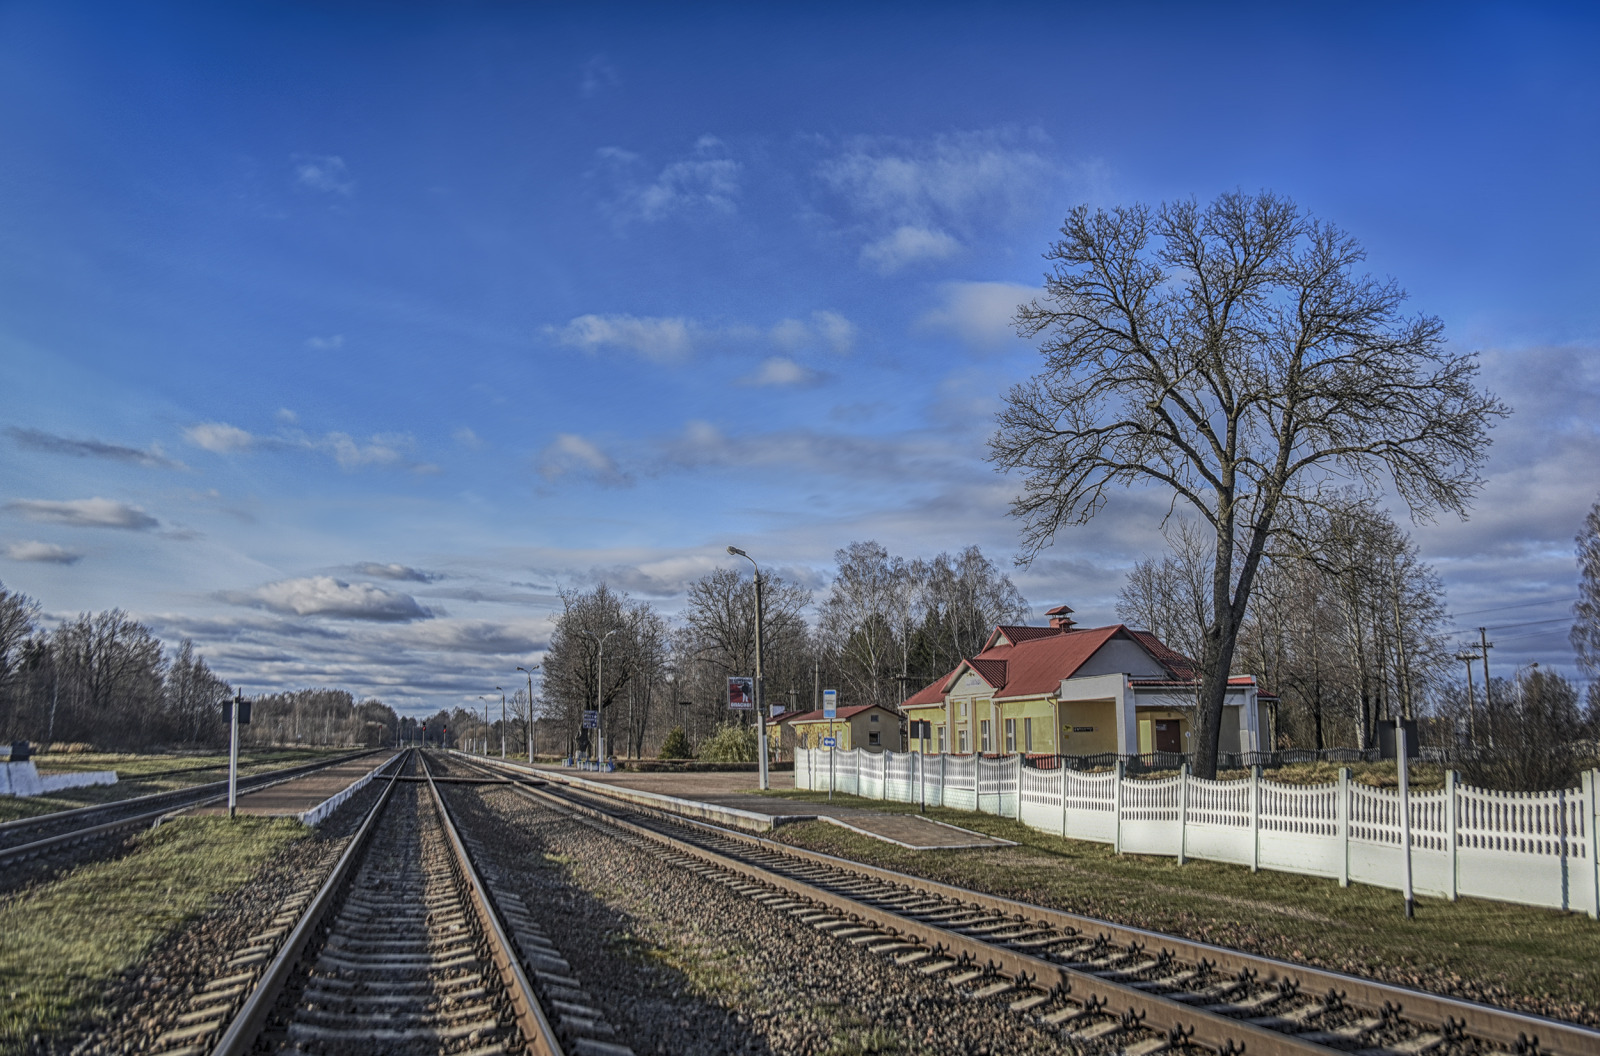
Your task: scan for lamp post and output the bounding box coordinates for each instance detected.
[478,695,492,754]
[495,686,506,759]
[727,545,769,790]
[1454,650,1481,747]
[583,628,618,766]
[518,664,539,762]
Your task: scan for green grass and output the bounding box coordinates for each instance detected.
[0,816,308,1051]
[761,788,1600,1018]
[0,748,349,824]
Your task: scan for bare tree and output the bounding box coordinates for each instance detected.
[991,191,1506,777]
[818,541,912,709]
[1572,495,1600,677]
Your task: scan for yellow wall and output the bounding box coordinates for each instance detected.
[996,697,1057,753]
[1058,699,1117,754]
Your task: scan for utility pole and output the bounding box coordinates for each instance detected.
[1478,628,1496,748]
[727,546,768,790]
[518,665,539,763]
[1454,650,1480,747]
[496,686,506,759]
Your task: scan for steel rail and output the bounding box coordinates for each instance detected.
[420,751,566,1056]
[0,748,383,857]
[475,759,1600,1056]
[209,750,406,1056]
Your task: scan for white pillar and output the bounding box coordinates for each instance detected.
[1398,723,1414,918]
[1584,770,1599,920]
[1113,759,1126,854]
[1338,766,1351,888]
[1249,764,1261,873]
[1446,769,1459,902]
[1177,761,1190,865]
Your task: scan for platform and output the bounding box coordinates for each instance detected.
[517,762,1012,850]
[188,752,398,824]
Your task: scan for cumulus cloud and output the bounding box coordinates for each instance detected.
[860,225,962,273]
[185,421,255,453]
[816,130,1062,273]
[226,576,432,621]
[739,357,822,388]
[595,135,741,223]
[453,427,483,448]
[292,154,354,195]
[916,281,1037,351]
[3,540,83,564]
[354,563,443,583]
[323,432,407,470]
[537,433,630,485]
[399,620,544,655]
[5,498,160,530]
[6,427,181,469]
[306,334,344,350]
[769,310,856,355]
[550,313,696,363]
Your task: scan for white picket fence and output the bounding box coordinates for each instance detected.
[795,747,1600,917]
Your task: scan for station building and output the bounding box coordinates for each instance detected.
[779,704,904,753]
[898,605,1270,757]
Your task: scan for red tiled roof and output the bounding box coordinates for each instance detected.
[1126,630,1198,680]
[778,704,893,724]
[967,657,1009,691]
[901,673,955,709]
[983,624,1063,649]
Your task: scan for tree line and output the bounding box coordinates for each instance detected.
[0,581,396,750]
[536,543,1029,760]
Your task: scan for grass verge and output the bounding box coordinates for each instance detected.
[0,748,350,824]
[0,816,307,1051]
[761,788,1600,1022]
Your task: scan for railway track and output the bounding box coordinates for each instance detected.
[0,749,384,868]
[461,755,1600,1056]
[175,748,629,1056]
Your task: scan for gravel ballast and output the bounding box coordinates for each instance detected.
[445,781,1064,1056]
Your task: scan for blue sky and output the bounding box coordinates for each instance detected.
[2,2,1597,713]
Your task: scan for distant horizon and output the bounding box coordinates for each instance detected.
[2,2,1596,715]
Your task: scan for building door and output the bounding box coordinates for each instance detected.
[1154,720,1181,753]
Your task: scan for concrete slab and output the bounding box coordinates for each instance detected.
[521,763,1011,850]
[188,752,397,822]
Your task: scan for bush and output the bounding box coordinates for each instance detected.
[696,723,757,763]
[658,726,693,760]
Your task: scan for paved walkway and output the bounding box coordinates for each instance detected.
[189,752,397,817]
[529,765,1011,850]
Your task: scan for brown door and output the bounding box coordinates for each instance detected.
[1154,721,1181,753]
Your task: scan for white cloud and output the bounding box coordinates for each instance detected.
[739,357,820,388]
[860,225,961,273]
[353,563,442,583]
[769,310,856,354]
[453,426,482,448]
[812,310,857,354]
[3,540,83,564]
[6,427,182,469]
[917,281,1037,351]
[323,432,406,470]
[551,314,696,363]
[276,408,299,424]
[5,498,160,531]
[596,135,741,223]
[228,576,432,621]
[292,154,354,195]
[537,433,629,485]
[399,619,543,655]
[579,55,621,98]
[185,421,255,453]
[306,334,344,350]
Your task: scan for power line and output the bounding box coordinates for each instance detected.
[1444,615,1574,637]
[1443,595,1577,619]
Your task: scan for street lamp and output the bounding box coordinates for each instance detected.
[727,545,769,790]
[582,628,619,767]
[495,686,506,759]
[478,695,492,754]
[517,664,540,763]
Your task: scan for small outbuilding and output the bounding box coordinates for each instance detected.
[779,704,904,753]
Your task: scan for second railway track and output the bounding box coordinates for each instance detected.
[456,754,1600,1056]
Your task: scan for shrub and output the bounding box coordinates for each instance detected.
[658,726,693,760]
[697,723,757,763]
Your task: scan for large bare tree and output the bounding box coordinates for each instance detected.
[991,191,1506,777]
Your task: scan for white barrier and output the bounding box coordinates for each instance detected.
[0,761,117,797]
[794,747,1600,917]
[296,755,398,827]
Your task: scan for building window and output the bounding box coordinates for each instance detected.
[1023,717,1033,753]
[869,731,880,746]
[870,713,879,723]
[957,700,969,718]
[937,725,947,753]
[979,719,991,753]
[1004,718,1016,754]
[957,728,969,754]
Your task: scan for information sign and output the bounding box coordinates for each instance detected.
[822,688,837,720]
[727,676,754,709]
[821,736,837,748]
[581,709,599,729]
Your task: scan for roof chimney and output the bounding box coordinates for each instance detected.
[1045,604,1076,632]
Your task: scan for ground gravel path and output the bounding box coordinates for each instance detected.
[449,783,1064,1056]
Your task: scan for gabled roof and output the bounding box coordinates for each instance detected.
[778,704,896,724]
[983,624,1063,650]
[1126,630,1198,680]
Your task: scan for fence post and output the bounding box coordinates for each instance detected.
[1013,755,1022,820]
[1178,761,1190,865]
[1250,764,1262,873]
[1585,770,1599,920]
[1113,759,1126,854]
[1059,762,1069,838]
[939,752,947,809]
[1445,769,1459,902]
[1338,767,1351,887]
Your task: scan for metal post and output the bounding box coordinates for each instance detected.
[1338,766,1351,887]
[828,723,835,802]
[1478,628,1495,748]
[1249,764,1262,873]
[519,665,538,763]
[1445,769,1459,901]
[228,692,241,819]
[1398,720,1414,918]
[728,547,769,791]
[498,687,507,759]
[1178,761,1190,865]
